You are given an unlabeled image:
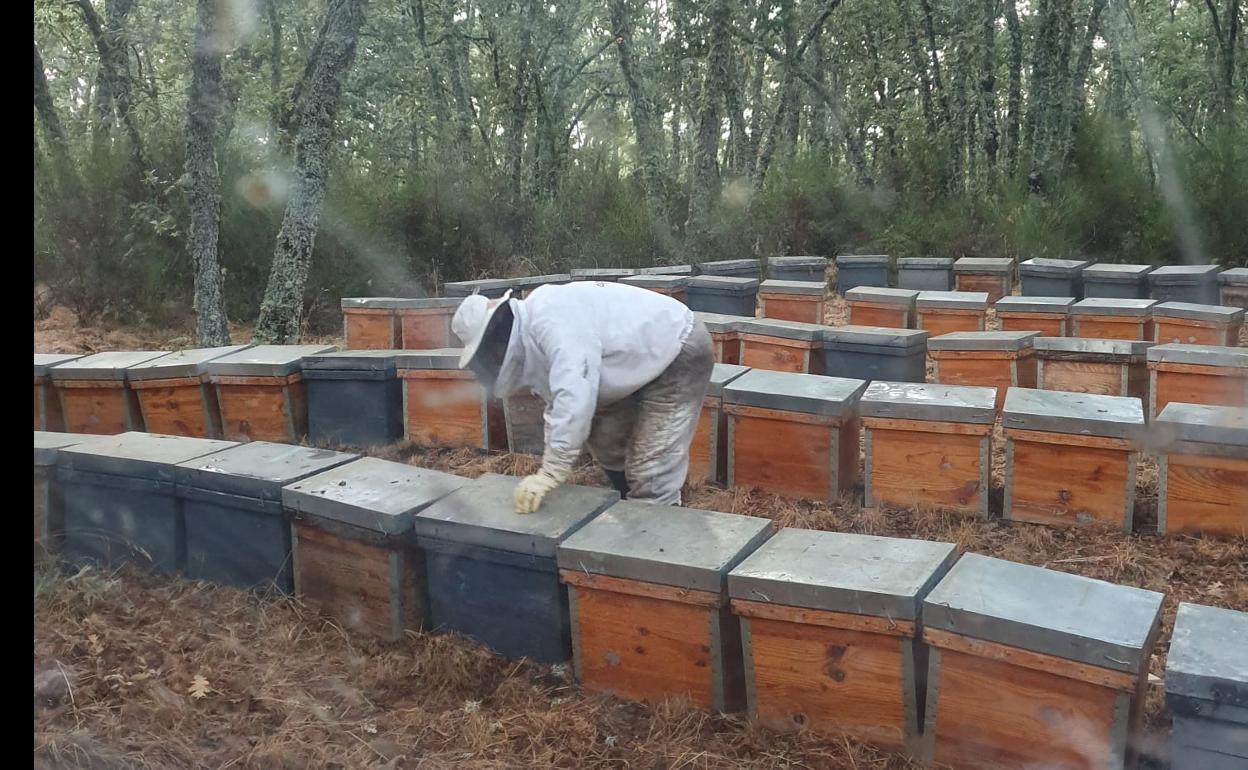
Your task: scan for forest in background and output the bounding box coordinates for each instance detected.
[34,0,1246,341]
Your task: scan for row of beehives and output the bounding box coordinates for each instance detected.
[34,429,1246,770]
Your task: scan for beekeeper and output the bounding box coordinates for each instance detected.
[451,280,714,513]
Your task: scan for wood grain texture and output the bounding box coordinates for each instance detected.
[562,570,723,607]
[1153,317,1240,346]
[923,628,1136,690]
[1005,433,1132,528]
[760,294,825,324]
[1151,365,1248,416]
[399,307,456,349]
[1039,359,1145,399]
[215,379,303,442]
[739,335,819,374]
[727,406,857,502]
[867,425,987,514]
[916,308,985,336]
[35,378,67,432]
[711,332,741,365]
[1073,316,1152,341]
[930,352,1034,410]
[687,400,717,486]
[998,313,1066,337]
[343,308,400,349]
[954,273,1010,303]
[732,599,915,637]
[57,381,141,435]
[848,302,911,329]
[400,371,488,448]
[133,376,221,438]
[1162,453,1248,537]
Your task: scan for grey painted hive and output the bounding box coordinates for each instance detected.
[1165,602,1248,770]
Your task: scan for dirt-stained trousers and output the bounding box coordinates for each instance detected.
[583,320,715,505]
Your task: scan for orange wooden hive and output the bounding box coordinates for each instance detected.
[1154,403,1247,538]
[694,311,749,365]
[35,354,82,431]
[860,381,996,517]
[1147,343,1248,418]
[619,274,689,303]
[921,553,1163,770]
[737,318,828,374]
[284,457,468,640]
[396,349,507,450]
[846,286,919,328]
[723,369,867,502]
[1002,388,1144,531]
[1151,301,1244,346]
[729,529,958,756]
[928,331,1039,411]
[757,279,826,324]
[394,297,464,350]
[125,345,250,438]
[206,344,335,443]
[914,291,989,336]
[952,257,1014,303]
[49,351,169,435]
[1034,337,1151,400]
[688,363,751,487]
[341,297,403,349]
[1071,298,1157,340]
[558,501,773,712]
[994,295,1075,336]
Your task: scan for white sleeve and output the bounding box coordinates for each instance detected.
[537,322,602,466]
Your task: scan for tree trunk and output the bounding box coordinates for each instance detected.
[412,0,452,143]
[507,0,536,196]
[253,0,370,344]
[610,0,668,219]
[77,0,144,169]
[34,43,79,192]
[979,0,1000,173]
[685,0,731,259]
[1004,0,1023,174]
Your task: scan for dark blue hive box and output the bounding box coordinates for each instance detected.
[1165,602,1248,770]
[302,350,404,448]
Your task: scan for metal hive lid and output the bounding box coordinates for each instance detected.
[1153,403,1248,448]
[1032,337,1151,360]
[1072,298,1158,317]
[34,353,83,377]
[35,431,103,467]
[722,369,868,417]
[927,331,1039,352]
[687,276,760,293]
[1146,343,1247,369]
[48,351,170,380]
[953,257,1013,273]
[1165,602,1248,706]
[508,274,572,290]
[57,431,238,481]
[706,363,751,397]
[759,279,825,296]
[443,278,515,297]
[301,349,403,372]
[619,275,689,289]
[768,255,827,268]
[736,318,828,342]
[175,441,358,500]
[1083,263,1153,279]
[1217,267,1248,285]
[125,345,252,381]
[571,268,637,280]
[205,345,336,377]
[845,286,919,306]
[915,291,989,310]
[1148,264,1222,283]
[638,265,694,276]
[1002,387,1144,440]
[340,297,410,309]
[394,348,465,370]
[897,257,954,268]
[836,254,890,265]
[692,312,752,333]
[1018,257,1093,275]
[821,325,929,349]
[1151,301,1244,323]
[995,296,1076,313]
[698,259,760,274]
[860,381,997,424]
[391,297,465,310]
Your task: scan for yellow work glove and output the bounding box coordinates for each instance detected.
[514,450,575,514]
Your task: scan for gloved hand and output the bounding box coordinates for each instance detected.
[514,449,576,514]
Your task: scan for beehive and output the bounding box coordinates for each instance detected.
[1147,343,1248,417]
[175,442,357,590]
[928,331,1039,410]
[1151,301,1244,346]
[1018,257,1091,298]
[558,502,772,711]
[1071,298,1157,341]
[1147,264,1222,305]
[503,390,546,455]
[698,258,761,280]
[729,529,957,754]
[638,264,694,277]
[414,473,618,663]
[340,297,403,349]
[394,297,463,350]
[723,370,867,502]
[618,274,688,303]
[737,319,827,374]
[1153,403,1247,537]
[896,257,954,292]
[846,287,918,328]
[571,267,637,282]
[915,291,989,336]
[58,432,236,572]
[284,457,467,640]
[443,277,514,298]
[766,255,827,283]
[35,431,101,558]
[1082,263,1153,300]
[822,326,930,382]
[861,382,996,516]
[1002,388,1143,530]
[1165,602,1248,770]
[994,296,1075,337]
[49,351,168,434]
[921,553,1163,770]
[508,274,572,299]
[395,349,506,450]
[35,353,82,431]
[1218,267,1248,310]
[1033,337,1151,400]
[302,350,404,447]
[953,257,1013,302]
[125,345,249,438]
[835,254,892,294]
[686,276,760,317]
[757,279,826,324]
[688,363,751,486]
[207,345,334,443]
[694,311,750,364]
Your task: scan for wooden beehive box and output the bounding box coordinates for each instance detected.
[1153,403,1247,538]
[283,457,467,640]
[1002,388,1144,531]
[49,351,169,435]
[302,350,404,447]
[687,276,760,317]
[728,529,957,754]
[558,501,772,712]
[821,326,930,382]
[125,345,250,438]
[1034,337,1151,400]
[206,344,334,443]
[995,295,1075,336]
[414,473,618,663]
[1147,343,1248,418]
[1083,263,1153,300]
[737,318,827,374]
[509,274,572,299]
[897,257,954,292]
[1018,257,1091,298]
[174,441,356,591]
[1147,264,1222,305]
[928,331,1039,410]
[757,279,826,324]
[1164,603,1248,770]
[58,432,237,572]
[861,381,997,517]
[639,264,694,277]
[915,291,989,336]
[619,274,688,303]
[341,297,403,349]
[921,553,1163,770]
[394,297,463,350]
[503,390,546,455]
[443,277,514,298]
[35,431,101,558]
[694,311,750,365]
[766,255,827,283]
[395,349,506,450]
[723,369,867,502]
[571,267,637,282]
[953,257,1013,302]
[698,258,761,280]
[1152,301,1244,346]
[1218,267,1248,310]
[835,254,892,294]
[1076,296,1146,335]
[688,363,751,487]
[35,354,82,431]
[846,286,918,328]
